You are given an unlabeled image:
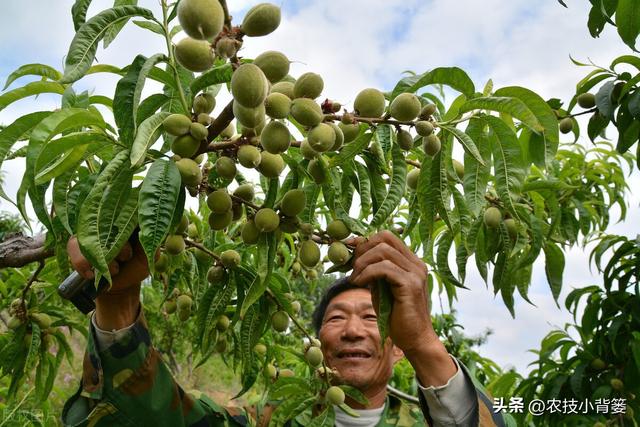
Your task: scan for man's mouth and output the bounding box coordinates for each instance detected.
[337,350,372,359]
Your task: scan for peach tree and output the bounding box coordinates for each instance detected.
[0,0,637,424]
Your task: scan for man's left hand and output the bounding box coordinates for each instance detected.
[347,230,438,355]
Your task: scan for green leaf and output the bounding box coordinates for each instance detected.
[329,131,372,168]
[113,55,147,147]
[595,81,616,120]
[462,118,491,215]
[190,63,234,96]
[53,168,78,234]
[77,149,131,285]
[3,64,62,90]
[440,124,485,165]
[270,377,312,400]
[35,145,89,185]
[196,273,233,348]
[241,232,277,317]
[61,6,156,84]
[132,19,165,35]
[234,301,267,399]
[0,112,51,205]
[391,67,475,99]
[130,112,170,166]
[543,242,565,307]
[616,0,640,51]
[18,108,105,230]
[460,97,543,132]
[137,93,170,126]
[494,86,559,168]
[307,407,336,427]
[35,131,111,178]
[373,279,393,350]
[138,159,182,269]
[0,81,65,112]
[611,54,640,71]
[484,116,526,218]
[132,54,168,128]
[272,395,316,425]
[71,0,93,31]
[370,143,407,227]
[103,0,139,48]
[355,161,371,218]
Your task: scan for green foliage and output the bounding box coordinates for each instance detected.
[1,0,640,425]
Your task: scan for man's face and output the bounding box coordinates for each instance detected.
[319,288,402,391]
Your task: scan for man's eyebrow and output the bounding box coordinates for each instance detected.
[324,301,374,313]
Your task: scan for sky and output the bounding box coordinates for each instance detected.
[1,1,639,375]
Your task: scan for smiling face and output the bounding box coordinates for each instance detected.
[319,287,403,392]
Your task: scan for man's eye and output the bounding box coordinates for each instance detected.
[328,316,344,321]
[364,315,377,320]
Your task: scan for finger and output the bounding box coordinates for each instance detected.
[66,236,94,279]
[344,236,367,248]
[351,242,417,281]
[116,242,133,262]
[350,260,413,290]
[356,230,425,272]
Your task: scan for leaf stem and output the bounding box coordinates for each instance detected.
[161,0,190,114]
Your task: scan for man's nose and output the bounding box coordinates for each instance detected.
[341,315,366,340]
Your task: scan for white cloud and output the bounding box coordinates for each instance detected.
[1,0,639,377]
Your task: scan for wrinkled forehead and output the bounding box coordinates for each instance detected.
[324,288,373,314]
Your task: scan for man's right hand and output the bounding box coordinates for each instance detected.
[67,235,150,292]
[67,235,150,329]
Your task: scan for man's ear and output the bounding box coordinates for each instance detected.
[391,345,404,364]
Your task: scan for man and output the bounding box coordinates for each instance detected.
[62,230,504,426]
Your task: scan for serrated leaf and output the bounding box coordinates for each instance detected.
[307,407,335,427]
[77,149,131,285]
[190,63,234,95]
[370,143,407,227]
[271,395,316,425]
[138,159,182,269]
[34,131,111,182]
[329,131,372,168]
[3,64,62,90]
[61,6,156,84]
[132,19,165,35]
[543,241,564,307]
[460,96,543,132]
[391,67,475,99]
[234,301,267,399]
[34,144,89,185]
[71,0,93,31]
[484,116,525,219]
[114,55,147,146]
[595,81,615,120]
[19,108,105,231]
[494,86,559,168]
[241,232,277,317]
[136,93,170,126]
[462,118,491,215]
[0,81,65,112]
[0,112,51,205]
[440,124,484,165]
[130,112,170,166]
[373,279,393,350]
[616,0,640,51]
[196,273,233,348]
[103,0,139,48]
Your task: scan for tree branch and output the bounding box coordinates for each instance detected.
[0,233,53,269]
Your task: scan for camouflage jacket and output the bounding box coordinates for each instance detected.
[61,311,505,427]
